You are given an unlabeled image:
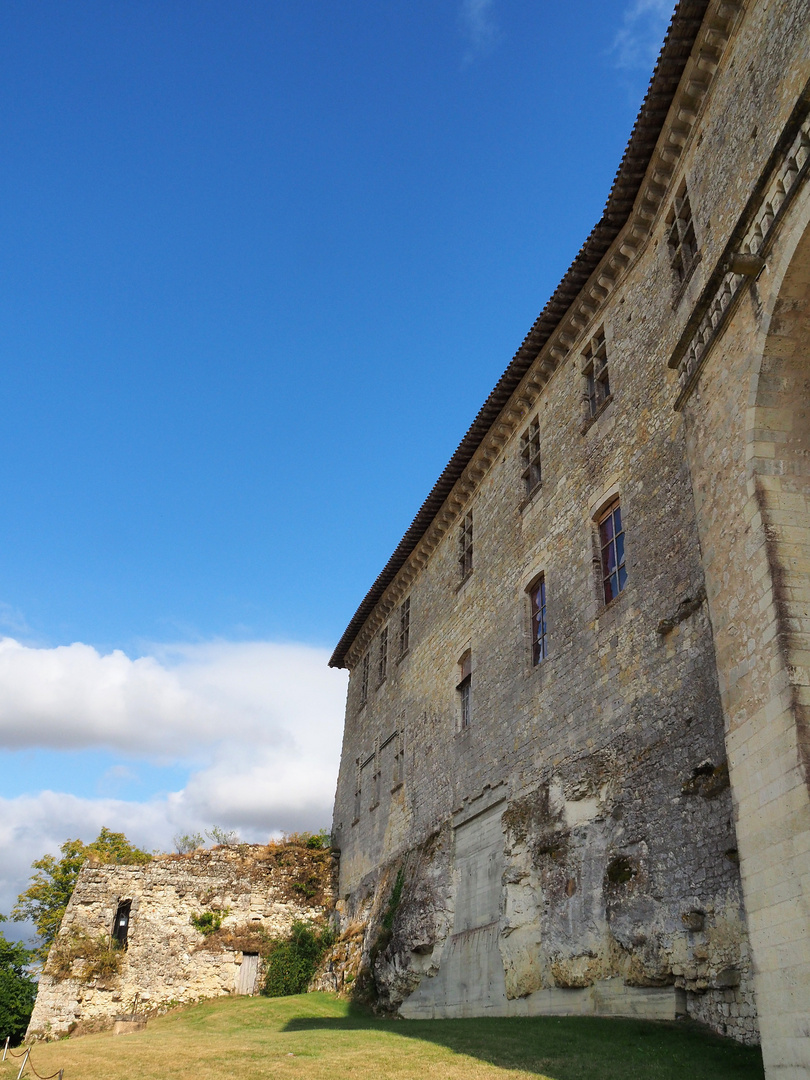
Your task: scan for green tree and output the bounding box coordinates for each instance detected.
[0,916,37,1045]
[12,828,151,961]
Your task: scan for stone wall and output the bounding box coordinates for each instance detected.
[329,0,810,1065]
[27,844,333,1038]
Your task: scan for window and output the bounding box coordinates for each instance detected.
[521,417,542,498]
[583,330,610,418]
[393,728,405,787]
[530,576,548,665]
[371,743,381,808]
[354,759,362,820]
[667,183,698,283]
[599,499,627,603]
[360,653,369,705]
[398,597,410,658]
[113,900,131,950]
[457,650,472,729]
[459,510,473,579]
[378,627,388,685]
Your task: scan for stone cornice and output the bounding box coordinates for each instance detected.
[333,0,746,671]
[671,84,810,410]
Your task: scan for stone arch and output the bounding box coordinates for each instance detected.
[746,199,810,784]
[728,189,810,1077]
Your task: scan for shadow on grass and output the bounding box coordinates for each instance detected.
[283,1005,765,1080]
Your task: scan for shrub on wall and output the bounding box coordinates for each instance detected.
[263,921,334,997]
[48,931,123,983]
[190,909,230,936]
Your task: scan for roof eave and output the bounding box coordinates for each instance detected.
[329,0,710,669]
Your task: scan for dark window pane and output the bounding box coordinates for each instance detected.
[601,514,614,543]
[616,532,625,566]
[605,542,617,573]
[618,565,628,591]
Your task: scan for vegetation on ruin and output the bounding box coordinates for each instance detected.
[354,866,405,1005]
[12,828,150,962]
[173,827,241,853]
[282,828,331,850]
[0,916,36,1045]
[194,923,272,957]
[0,993,765,1080]
[190,909,230,936]
[47,930,123,983]
[172,826,330,855]
[263,922,335,997]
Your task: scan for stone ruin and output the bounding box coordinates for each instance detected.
[26,843,333,1038]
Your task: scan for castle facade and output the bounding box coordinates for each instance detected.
[329,2,810,1076]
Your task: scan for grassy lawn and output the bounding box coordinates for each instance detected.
[1,993,765,1080]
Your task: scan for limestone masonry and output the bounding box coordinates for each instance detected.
[328,2,810,1077]
[27,845,332,1037]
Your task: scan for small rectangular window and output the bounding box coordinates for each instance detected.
[399,598,410,657]
[393,728,405,787]
[583,330,610,418]
[353,756,363,820]
[371,751,381,808]
[459,510,473,579]
[599,499,627,603]
[521,417,542,498]
[360,653,369,705]
[113,900,131,950]
[458,650,472,729]
[667,183,698,283]
[530,577,548,665]
[378,627,388,685]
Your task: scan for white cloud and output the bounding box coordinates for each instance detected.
[459,0,501,63]
[611,0,673,71]
[0,638,348,934]
[0,637,345,758]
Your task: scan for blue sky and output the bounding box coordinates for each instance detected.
[0,0,673,931]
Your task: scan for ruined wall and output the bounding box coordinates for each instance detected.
[330,0,810,1055]
[27,844,333,1038]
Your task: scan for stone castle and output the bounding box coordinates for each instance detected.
[26,845,332,1037]
[328,1,810,1077]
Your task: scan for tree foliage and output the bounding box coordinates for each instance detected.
[12,827,150,961]
[0,916,37,1045]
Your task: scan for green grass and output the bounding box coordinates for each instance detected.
[0,993,765,1080]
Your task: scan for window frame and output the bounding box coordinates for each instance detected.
[520,417,542,500]
[359,653,369,706]
[457,650,472,729]
[666,181,699,286]
[582,329,611,420]
[529,575,548,666]
[378,626,388,686]
[458,510,473,580]
[598,498,628,604]
[398,597,410,659]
